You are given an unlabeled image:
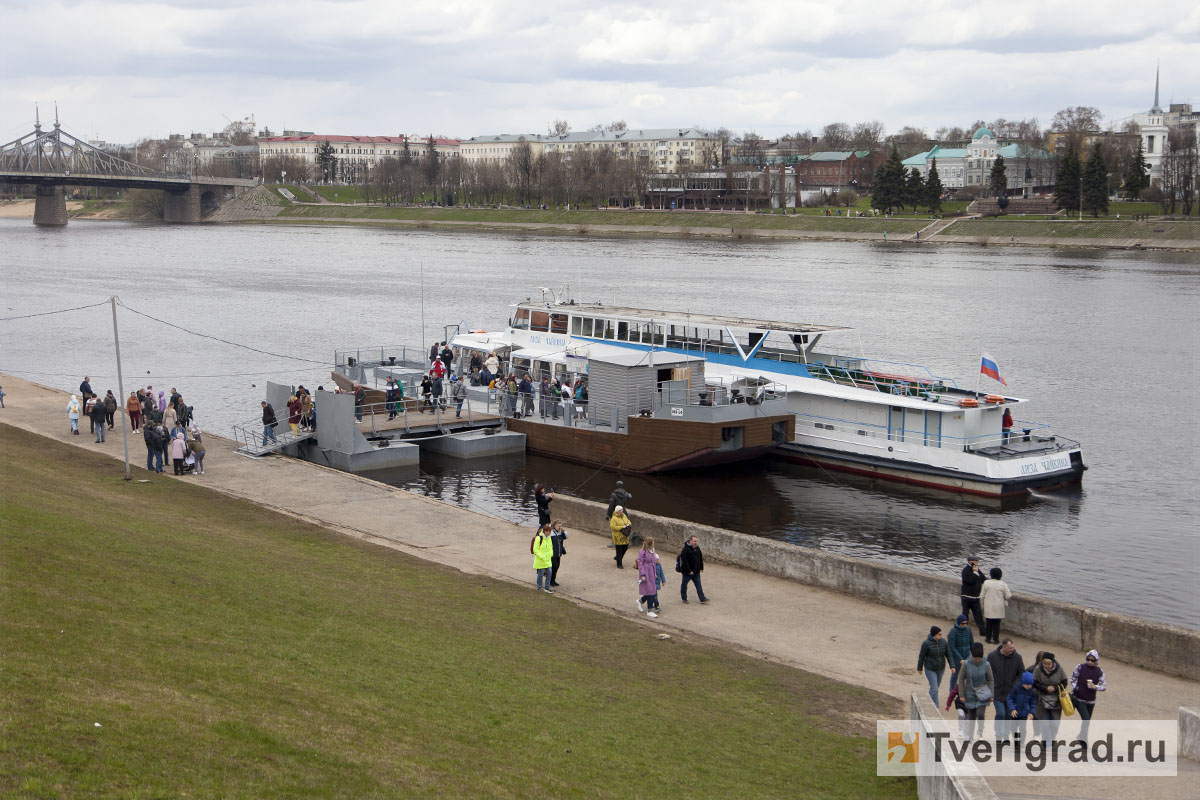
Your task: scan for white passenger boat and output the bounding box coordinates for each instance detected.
[450,298,1085,497]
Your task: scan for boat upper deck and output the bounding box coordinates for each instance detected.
[523,301,850,335]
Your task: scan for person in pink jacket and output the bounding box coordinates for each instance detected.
[636,538,661,618]
[170,431,188,475]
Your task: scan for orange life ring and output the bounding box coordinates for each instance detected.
[985,394,1005,404]
[959,398,980,408]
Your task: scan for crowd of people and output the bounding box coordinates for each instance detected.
[529,480,709,617]
[918,555,1108,744]
[68,377,207,476]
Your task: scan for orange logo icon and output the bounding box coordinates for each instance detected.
[887,731,919,763]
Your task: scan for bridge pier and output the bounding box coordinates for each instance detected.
[33,185,68,226]
[162,187,201,223]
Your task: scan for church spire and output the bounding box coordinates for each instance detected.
[1151,63,1162,114]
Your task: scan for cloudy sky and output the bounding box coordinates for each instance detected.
[1,0,1197,144]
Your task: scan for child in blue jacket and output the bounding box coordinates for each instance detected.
[1005,671,1038,742]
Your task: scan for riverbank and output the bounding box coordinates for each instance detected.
[25,191,1198,249]
[2,373,1197,799]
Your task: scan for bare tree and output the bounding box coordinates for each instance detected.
[1160,125,1198,216]
[551,119,571,136]
[738,132,767,167]
[821,122,851,150]
[887,126,930,159]
[220,115,256,146]
[508,139,536,206]
[850,120,885,151]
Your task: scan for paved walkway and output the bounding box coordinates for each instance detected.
[2,373,1196,799]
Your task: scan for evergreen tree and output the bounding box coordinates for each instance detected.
[924,159,943,214]
[1124,138,1149,199]
[871,147,905,213]
[316,140,337,183]
[988,154,1007,197]
[400,136,413,166]
[1082,140,1109,217]
[904,167,925,211]
[1054,142,1081,213]
[422,135,440,193]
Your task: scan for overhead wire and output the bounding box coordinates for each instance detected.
[0,301,109,321]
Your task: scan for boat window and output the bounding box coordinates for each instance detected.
[512,308,530,330]
[618,321,629,341]
[642,323,654,343]
[572,316,582,335]
[530,311,550,332]
[550,314,568,334]
[603,319,615,339]
[654,324,665,345]
[581,318,593,336]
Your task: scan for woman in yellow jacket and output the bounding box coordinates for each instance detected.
[532,524,555,593]
[610,505,632,569]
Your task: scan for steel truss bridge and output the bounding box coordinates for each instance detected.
[0,115,257,225]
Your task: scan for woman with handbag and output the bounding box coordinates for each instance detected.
[1032,651,1068,743]
[610,506,632,569]
[956,642,995,741]
[636,538,661,618]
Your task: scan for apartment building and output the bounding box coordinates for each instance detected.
[256,134,461,171]
[460,128,722,171]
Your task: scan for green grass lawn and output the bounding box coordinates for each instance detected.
[278,204,930,234]
[309,185,371,204]
[0,425,912,800]
[946,218,1200,240]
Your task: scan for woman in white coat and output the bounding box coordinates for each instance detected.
[980,567,1012,645]
[66,394,81,435]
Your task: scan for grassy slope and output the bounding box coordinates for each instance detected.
[278,204,930,233]
[0,425,912,800]
[946,218,1200,240]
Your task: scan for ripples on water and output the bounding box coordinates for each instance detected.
[1,219,1197,628]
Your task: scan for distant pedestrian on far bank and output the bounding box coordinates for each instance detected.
[917,625,953,706]
[678,535,709,604]
[610,506,632,568]
[636,538,661,618]
[534,484,553,526]
[532,523,554,593]
[980,567,1011,644]
[606,480,632,519]
[959,556,986,636]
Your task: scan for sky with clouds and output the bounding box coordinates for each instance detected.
[1,0,1197,144]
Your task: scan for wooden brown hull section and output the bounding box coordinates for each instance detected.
[506,413,795,473]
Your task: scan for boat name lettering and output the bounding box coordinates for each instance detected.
[1040,456,1070,472]
[528,335,567,346]
[1020,463,1040,475]
[671,407,684,417]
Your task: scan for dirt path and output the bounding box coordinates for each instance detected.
[1,373,1195,799]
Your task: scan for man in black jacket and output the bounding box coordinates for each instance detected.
[679,535,709,604]
[89,395,108,442]
[987,638,1025,740]
[960,556,986,636]
[606,481,632,520]
[143,424,163,472]
[261,401,278,446]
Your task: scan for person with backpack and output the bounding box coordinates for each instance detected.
[66,394,81,435]
[636,538,661,618]
[957,642,994,741]
[531,524,554,593]
[678,535,709,604]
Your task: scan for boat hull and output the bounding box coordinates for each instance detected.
[775,442,1085,497]
[506,413,794,474]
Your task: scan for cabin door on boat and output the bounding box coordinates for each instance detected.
[888,407,905,442]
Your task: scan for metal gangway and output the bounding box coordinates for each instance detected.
[231,418,315,457]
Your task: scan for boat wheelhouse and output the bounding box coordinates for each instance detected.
[450,299,1085,496]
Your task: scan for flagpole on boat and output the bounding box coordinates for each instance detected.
[974,349,983,398]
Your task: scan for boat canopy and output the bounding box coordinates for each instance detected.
[523,301,849,336]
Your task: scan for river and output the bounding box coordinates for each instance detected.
[1,218,1197,628]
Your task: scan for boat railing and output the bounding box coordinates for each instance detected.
[334,343,432,373]
[658,376,785,408]
[795,412,1076,457]
[351,394,484,435]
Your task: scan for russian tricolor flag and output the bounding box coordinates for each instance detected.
[980,352,1007,386]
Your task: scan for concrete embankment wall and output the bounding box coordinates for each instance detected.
[550,496,1200,680]
[909,693,997,800]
